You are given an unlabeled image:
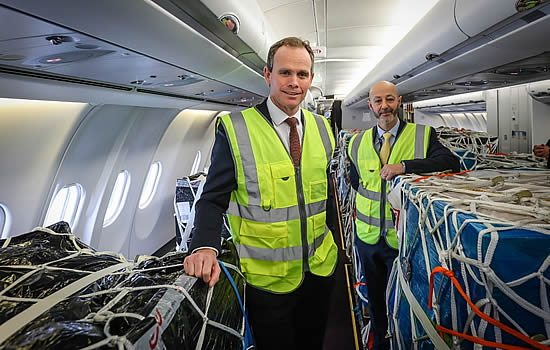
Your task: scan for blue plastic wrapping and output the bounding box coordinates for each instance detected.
[388,181,550,350]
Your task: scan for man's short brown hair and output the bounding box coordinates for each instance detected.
[266,37,315,74]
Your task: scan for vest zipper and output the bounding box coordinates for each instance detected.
[380,178,387,238]
[256,106,309,271]
[295,165,309,272]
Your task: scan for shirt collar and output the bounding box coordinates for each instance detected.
[267,97,301,127]
[377,118,400,139]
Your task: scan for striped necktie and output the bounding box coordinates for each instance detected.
[285,117,301,167]
[380,132,392,165]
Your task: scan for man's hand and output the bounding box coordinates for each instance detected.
[380,163,404,181]
[183,248,221,287]
[533,144,550,160]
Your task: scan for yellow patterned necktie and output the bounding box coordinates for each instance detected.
[380,132,392,165]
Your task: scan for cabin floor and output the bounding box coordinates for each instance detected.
[323,238,358,350]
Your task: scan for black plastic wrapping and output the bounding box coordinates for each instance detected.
[0,222,248,349]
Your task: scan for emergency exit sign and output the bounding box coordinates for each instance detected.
[312,46,326,58]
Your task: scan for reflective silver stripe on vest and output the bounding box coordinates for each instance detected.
[415,124,427,159]
[357,186,381,201]
[227,200,326,223]
[235,226,330,261]
[231,112,261,206]
[356,207,395,229]
[309,226,330,257]
[350,131,366,164]
[312,113,333,164]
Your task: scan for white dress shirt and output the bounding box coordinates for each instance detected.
[267,97,303,153]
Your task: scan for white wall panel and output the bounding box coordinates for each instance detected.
[414,110,448,129]
[92,107,181,256]
[341,105,376,130]
[131,110,218,257]
[531,98,550,147]
[0,99,91,236]
[498,86,532,154]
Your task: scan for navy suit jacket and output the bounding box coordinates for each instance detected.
[348,121,460,191]
[189,100,337,253]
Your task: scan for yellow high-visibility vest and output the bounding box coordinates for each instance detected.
[220,106,338,293]
[348,123,430,248]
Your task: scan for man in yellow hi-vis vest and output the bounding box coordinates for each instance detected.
[184,37,338,350]
[347,81,459,350]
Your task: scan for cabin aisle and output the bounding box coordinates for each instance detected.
[323,232,358,349]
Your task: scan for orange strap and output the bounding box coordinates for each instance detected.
[435,325,532,350]
[353,281,366,288]
[414,169,471,182]
[429,266,550,350]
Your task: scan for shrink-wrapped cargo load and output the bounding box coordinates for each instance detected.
[387,170,550,349]
[0,222,252,349]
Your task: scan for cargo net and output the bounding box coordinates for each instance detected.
[387,169,550,350]
[175,173,231,252]
[334,129,372,346]
[435,127,547,170]
[0,222,253,350]
[335,129,361,259]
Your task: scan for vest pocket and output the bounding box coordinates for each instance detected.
[312,232,331,264]
[241,258,288,277]
[270,161,296,208]
[309,179,327,202]
[239,220,289,277]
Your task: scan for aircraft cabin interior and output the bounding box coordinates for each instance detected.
[0,1,549,349]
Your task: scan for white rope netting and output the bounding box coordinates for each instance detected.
[389,169,550,349]
[0,227,249,350]
[436,127,548,170]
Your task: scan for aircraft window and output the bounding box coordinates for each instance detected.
[191,151,202,175]
[103,170,131,227]
[44,183,85,229]
[139,161,162,209]
[0,203,11,239]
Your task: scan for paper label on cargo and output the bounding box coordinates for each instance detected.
[177,202,191,222]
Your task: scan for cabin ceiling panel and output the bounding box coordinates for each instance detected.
[327,46,385,60]
[258,0,440,98]
[262,2,315,40]
[327,27,397,47]
[326,0,402,28]
[256,0,298,13]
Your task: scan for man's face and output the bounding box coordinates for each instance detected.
[264,45,313,116]
[368,83,402,130]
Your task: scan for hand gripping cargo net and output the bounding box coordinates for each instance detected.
[387,169,550,350]
[0,222,253,350]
